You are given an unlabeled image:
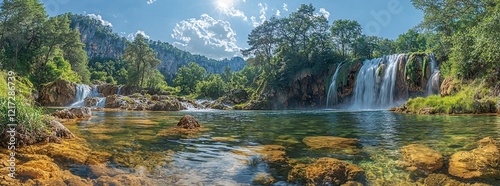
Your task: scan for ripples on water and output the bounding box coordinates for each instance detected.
[66,109,500,185]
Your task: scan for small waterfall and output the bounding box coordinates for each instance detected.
[426,55,440,96]
[326,62,344,108]
[90,85,106,108]
[117,86,123,95]
[69,84,91,107]
[69,84,106,108]
[351,54,403,109]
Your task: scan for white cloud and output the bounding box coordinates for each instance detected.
[252,3,268,27]
[87,14,112,27]
[171,14,241,59]
[147,0,156,5]
[319,8,331,20]
[222,7,248,21]
[276,10,281,17]
[250,16,259,27]
[128,30,150,40]
[283,3,288,12]
[259,3,267,23]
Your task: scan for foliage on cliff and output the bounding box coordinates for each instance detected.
[392,0,500,114]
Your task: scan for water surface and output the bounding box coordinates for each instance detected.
[64,109,500,185]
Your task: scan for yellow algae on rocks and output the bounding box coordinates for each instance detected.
[127,119,159,125]
[302,136,360,149]
[288,157,365,186]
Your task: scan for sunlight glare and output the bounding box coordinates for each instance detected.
[215,0,234,11]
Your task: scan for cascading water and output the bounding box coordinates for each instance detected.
[69,84,106,108]
[326,62,344,108]
[90,85,106,108]
[351,54,404,109]
[117,86,123,95]
[69,84,91,107]
[426,55,440,96]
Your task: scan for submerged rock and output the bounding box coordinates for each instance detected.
[421,174,491,186]
[302,136,360,154]
[288,157,365,186]
[449,137,500,179]
[399,144,443,174]
[252,172,276,186]
[51,107,92,120]
[177,115,200,129]
[255,145,288,166]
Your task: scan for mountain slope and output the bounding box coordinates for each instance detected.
[66,13,245,81]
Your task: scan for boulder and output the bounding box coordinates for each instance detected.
[51,107,92,120]
[38,79,76,106]
[177,115,200,129]
[440,77,458,97]
[399,144,443,173]
[288,157,365,186]
[97,84,119,97]
[46,120,75,139]
[84,97,99,107]
[150,100,185,111]
[449,137,500,179]
[105,95,123,108]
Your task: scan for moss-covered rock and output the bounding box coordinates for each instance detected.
[38,79,77,106]
[399,144,443,174]
[288,157,365,186]
[449,137,500,179]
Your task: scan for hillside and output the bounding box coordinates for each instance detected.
[67,13,245,81]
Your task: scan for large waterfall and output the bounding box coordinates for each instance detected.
[351,54,403,109]
[69,84,106,108]
[326,62,344,108]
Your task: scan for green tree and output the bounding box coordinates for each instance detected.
[395,29,427,53]
[123,34,160,88]
[330,19,362,57]
[173,62,206,95]
[0,0,47,73]
[196,74,226,99]
[146,69,169,94]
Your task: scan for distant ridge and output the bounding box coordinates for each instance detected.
[65,13,246,82]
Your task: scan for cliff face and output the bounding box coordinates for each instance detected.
[67,14,245,81]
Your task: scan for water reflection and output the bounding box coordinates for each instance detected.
[66,110,500,185]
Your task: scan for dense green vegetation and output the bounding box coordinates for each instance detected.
[401,0,500,113]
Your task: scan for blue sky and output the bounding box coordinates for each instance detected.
[41,0,423,59]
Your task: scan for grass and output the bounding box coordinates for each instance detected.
[404,82,499,114]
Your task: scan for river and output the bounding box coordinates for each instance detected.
[61,109,500,185]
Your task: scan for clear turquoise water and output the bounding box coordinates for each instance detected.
[66,109,500,185]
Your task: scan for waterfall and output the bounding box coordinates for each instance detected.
[426,55,440,96]
[117,86,123,95]
[69,84,91,107]
[90,85,106,108]
[351,54,403,109]
[326,62,344,108]
[69,84,106,108]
